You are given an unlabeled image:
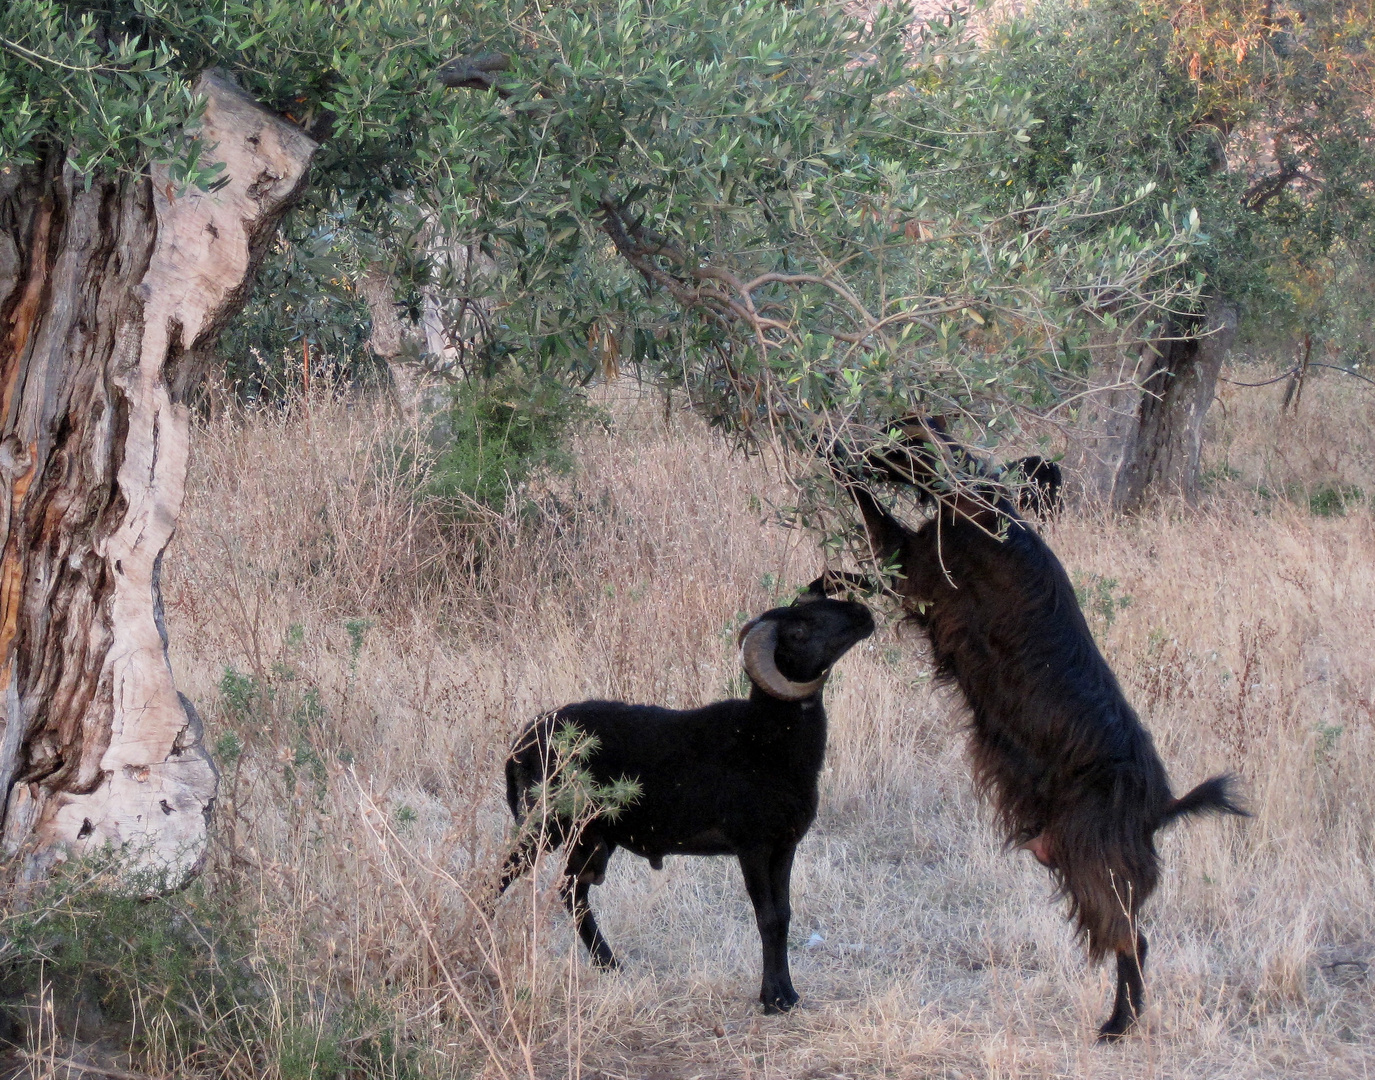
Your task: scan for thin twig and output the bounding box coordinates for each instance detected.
[1220,362,1375,390]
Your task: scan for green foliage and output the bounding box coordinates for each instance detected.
[1308,483,1363,518]
[278,1023,345,1080]
[218,627,335,805]
[1313,720,1344,768]
[1073,572,1132,629]
[532,722,641,826]
[1301,252,1375,368]
[0,859,423,1078]
[985,0,1375,329]
[982,0,1264,311]
[429,0,1201,460]
[426,372,592,516]
[0,863,261,1058]
[213,728,243,767]
[218,220,382,401]
[286,688,329,802]
[218,664,263,723]
[6,0,1227,507]
[0,1,203,179]
[344,617,371,661]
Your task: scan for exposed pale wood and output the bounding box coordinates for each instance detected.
[0,71,316,887]
[358,268,422,418]
[359,268,407,360]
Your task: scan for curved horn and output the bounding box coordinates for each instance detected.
[738,618,827,701]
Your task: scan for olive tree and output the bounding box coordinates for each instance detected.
[982,0,1375,508]
[1,0,1199,884]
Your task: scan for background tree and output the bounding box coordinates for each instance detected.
[980,0,1375,509]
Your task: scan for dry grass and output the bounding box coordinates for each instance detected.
[145,370,1375,1078]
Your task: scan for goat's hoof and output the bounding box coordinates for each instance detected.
[761,989,800,1014]
[1096,1016,1136,1042]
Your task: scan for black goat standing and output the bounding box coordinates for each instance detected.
[498,598,875,1013]
[825,474,1244,1039]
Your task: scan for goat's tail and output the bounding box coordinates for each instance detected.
[505,753,525,822]
[1161,773,1249,826]
[497,738,562,899]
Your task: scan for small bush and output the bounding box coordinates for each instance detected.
[278,1023,345,1080]
[425,371,594,517]
[0,860,262,1062]
[1073,573,1133,629]
[0,858,425,1078]
[1308,483,1363,517]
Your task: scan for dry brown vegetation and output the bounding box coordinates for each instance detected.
[85,363,1373,1078]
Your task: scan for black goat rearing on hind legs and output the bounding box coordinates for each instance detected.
[497,598,874,1014]
[819,460,1246,1039]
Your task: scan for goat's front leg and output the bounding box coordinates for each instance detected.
[739,845,799,1013]
[1098,932,1148,1041]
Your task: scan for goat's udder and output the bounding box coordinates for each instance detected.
[1019,833,1056,869]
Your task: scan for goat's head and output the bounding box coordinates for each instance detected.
[737,599,874,701]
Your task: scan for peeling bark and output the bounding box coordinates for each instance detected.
[0,71,316,887]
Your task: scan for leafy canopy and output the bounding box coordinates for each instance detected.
[3,0,1203,483]
[983,0,1375,334]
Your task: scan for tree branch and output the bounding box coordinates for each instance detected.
[1244,164,1300,211]
[435,52,512,93]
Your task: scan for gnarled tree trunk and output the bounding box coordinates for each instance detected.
[1068,299,1238,512]
[0,71,316,887]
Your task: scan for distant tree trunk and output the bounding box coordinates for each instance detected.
[358,230,496,418]
[358,268,423,418]
[1068,299,1238,512]
[0,71,316,887]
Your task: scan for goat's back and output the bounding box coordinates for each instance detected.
[507,696,829,855]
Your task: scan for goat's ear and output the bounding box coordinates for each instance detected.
[852,486,910,570]
[792,577,829,605]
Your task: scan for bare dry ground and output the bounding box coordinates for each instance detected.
[158,366,1374,1079]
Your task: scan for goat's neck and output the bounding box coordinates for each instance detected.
[744,686,826,733]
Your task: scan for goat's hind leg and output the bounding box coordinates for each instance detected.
[496,813,566,899]
[1098,933,1148,1042]
[561,835,618,970]
[496,836,538,898]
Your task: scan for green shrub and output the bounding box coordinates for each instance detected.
[0,859,424,1078]
[1073,573,1133,630]
[425,372,594,518]
[1308,484,1363,517]
[0,861,262,1060]
[278,1023,346,1080]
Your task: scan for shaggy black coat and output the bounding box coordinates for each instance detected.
[834,483,1244,1039]
[498,598,874,1014]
